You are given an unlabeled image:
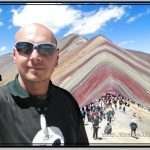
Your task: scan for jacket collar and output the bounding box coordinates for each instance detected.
[6,74,54,108]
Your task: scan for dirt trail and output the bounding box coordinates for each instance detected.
[84,103,150,146]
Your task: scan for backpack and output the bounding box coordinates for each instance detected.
[93,117,99,128]
[130,122,137,129]
[81,110,86,117]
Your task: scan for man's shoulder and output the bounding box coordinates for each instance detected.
[0,84,12,105]
[0,80,14,94]
[0,79,16,95]
[0,85,7,93]
[51,84,79,106]
[51,84,74,99]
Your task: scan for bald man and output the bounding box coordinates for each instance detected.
[0,23,89,146]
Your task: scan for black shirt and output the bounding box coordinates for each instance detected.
[0,75,89,146]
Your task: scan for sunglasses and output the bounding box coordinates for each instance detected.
[15,41,57,55]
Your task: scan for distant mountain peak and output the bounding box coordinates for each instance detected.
[58,33,88,51]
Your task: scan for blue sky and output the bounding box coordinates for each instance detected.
[0,3,150,56]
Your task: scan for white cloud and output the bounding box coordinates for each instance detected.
[127,9,150,24]
[11,5,81,33]
[65,6,126,36]
[0,46,7,51]
[118,40,135,46]
[8,25,12,29]
[127,13,143,24]
[0,21,3,26]
[146,9,150,15]
[11,5,127,36]
[0,9,3,27]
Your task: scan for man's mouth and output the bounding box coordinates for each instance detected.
[28,67,45,70]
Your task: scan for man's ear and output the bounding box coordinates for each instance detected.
[13,48,17,64]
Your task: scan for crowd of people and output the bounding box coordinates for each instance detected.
[80,90,141,140]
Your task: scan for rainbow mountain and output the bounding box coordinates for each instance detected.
[0,34,150,108]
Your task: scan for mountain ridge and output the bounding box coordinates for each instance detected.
[0,34,150,108]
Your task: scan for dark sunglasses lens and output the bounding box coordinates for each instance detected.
[15,42,33,55]
[38,44,56,55]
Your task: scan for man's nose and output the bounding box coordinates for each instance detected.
[29,49,41,61]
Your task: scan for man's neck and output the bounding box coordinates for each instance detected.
[18,75,49,96]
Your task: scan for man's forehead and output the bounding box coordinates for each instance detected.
[15,24,57,45]
[17,25,48,35]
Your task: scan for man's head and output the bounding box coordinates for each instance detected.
[107,122,110,125]
[13,23,59,83]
